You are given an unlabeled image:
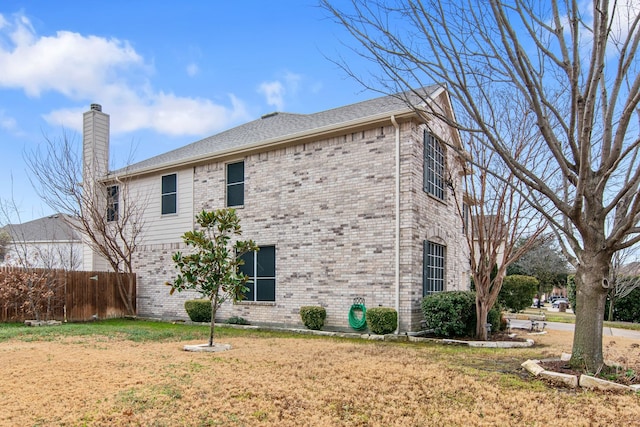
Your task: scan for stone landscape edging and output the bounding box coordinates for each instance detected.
[521,358,640,392]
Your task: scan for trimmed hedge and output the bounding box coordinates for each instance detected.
[184,299,212,323]
[498,275,539,313]
[366,307,397,335]
[300,306,326,330]
[421,291,503,337]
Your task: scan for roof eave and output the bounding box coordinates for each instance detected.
[107,107,418,180]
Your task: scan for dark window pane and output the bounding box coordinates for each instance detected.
[227,183,244,207]
[107,185,119,222]
[424,131,445,200]
[238,251,254,277]
[424,241,445,296]
[257,279,276,302]
[162,174,176,193]
[257,246,275,277]
[227,162,244,184]
[162,194,177,214]
[243,281,255,302]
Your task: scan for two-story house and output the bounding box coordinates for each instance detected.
[1,213,83,270]
[82,86,470,332]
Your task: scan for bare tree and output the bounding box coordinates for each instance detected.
[25,131,146,315]
[323,0,640,371]
[0,196,68,320]
[606,249,640,321]
[456,116,545,340]
[0,229,9,263]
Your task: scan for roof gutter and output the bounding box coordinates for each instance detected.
[390,114,400,334]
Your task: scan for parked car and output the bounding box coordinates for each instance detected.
[552,298,569,309]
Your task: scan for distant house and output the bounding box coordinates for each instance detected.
[1,213,83,270]
[82,87,471,332]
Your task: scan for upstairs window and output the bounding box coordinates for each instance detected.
[239,246,276,302]
[423,240,445,296]
[226,161,244,207]
[161,174,177,215]
[424,131,445,200]
[107,185,119,222]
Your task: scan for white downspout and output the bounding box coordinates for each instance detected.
[391,115,400,333]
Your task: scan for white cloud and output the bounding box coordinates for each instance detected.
[258,80,285,111]
[257,71,303,111]
[0,110,17,131]
[0,13,250,137]
[561,0,640,56]
[43,93,249,136]
[186,62,199,77]
[284,72,301,94]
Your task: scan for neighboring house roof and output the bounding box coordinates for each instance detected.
[2,214,82,243]
[111,86,444,177]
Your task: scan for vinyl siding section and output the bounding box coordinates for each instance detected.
[132,168,194,245]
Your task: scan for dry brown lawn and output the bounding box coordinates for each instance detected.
[1,326,639,426]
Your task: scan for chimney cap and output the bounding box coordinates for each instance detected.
[90,104,102,112]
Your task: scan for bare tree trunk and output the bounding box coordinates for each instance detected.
[571,254,610,372]
[114,272,135,316]
[607,297,615,322]
[209,290,218,347]
[475,299,489,340]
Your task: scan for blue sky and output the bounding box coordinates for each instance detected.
[0,1,375,223]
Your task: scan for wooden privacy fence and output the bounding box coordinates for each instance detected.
[0,266,136,322]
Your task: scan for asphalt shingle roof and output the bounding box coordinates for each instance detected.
[113,86,440,176]
[2,214,81,242]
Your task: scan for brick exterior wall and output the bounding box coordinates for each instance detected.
[134,118,469,332]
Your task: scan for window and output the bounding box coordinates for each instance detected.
[462,202,469,233]
[106,185,119,222]
[424,241,445,295]
[226,161,244,207]
[161,174,177,215]
[424,131,445,199]
[239,246,275,302]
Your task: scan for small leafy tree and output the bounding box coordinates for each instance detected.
[498,275,539,313]
[168,209,257,347]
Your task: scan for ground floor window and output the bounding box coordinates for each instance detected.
[239,245,275,302]
[424,240,445,296]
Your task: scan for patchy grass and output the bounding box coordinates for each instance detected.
[0,319,638,426]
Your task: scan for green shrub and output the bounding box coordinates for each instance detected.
[498,275,539,313]
[422,291,504,337]
[366,307,397,335]
[613,286,640,323]
[300,306,326,330]
[225,316,250,325]
[184,299,212,323]
[422,291,476,337]
[487,303,505,332]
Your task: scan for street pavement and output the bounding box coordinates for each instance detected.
[509,319,640,340]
